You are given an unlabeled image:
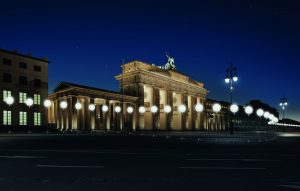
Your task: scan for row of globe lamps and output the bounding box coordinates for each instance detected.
[4,96,279,124]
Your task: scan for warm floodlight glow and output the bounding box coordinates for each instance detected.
[178,104,186,113]
[60,101,67,109]
[102,105,109,112]
[139,106,146,114]
[195,103,204,112]
[225,78,230,83]
[75,102,82,110]
[233,76,238,82]
[230,104,239,114]
[127,106,133,114]
[115,106,121,113]
[151,105,158,113]
[89,104,96,111]
[164,105,172,113]
[263,111,270,119]
[212,103,221,113]
[244,105,253,115]
[43,99,51,108]
[5,96,14,106]
[25,98,34,107]
[256,108,264,117]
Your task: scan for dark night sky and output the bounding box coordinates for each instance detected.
[0,0,299,121]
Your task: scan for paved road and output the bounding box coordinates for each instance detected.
[0,132,299,191]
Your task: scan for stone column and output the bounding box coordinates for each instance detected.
[84,97,90,131]
[90,98,95,130]
[152,87,160,130]
[105,100,111,131]
[137,83,144,130]
[181,94,188,130]
[166,91,173,130]
[191,96,197,130]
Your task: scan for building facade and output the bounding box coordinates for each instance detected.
[0,49,49,130]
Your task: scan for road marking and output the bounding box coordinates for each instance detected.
[36,165,104,168]
[0,155,45,159]
[186,158,279,162]
[180,166,266,170]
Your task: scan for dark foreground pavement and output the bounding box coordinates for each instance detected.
[0,132,299,191]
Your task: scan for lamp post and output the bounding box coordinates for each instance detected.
[4,96,14,134]
[44,99,52,132]
[88,104,96,132]
[75,102,82,131]
[279,97,288,120]
[59,101,67,131]
[127,106,133,131]
[230,104,239,130]
[115,105,121,132]
[25,98,34,133]
[256,108,264,131]
[102,104,109,131]
[150,105,158,130]
[225,63,238,134]
[212,103,221,131]
[244,105,253,129]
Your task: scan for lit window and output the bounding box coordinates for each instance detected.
[19,111,27,125]
[34,112,41,126]
[34,94,41,105]
[3,110,12,125]
[3,90,12,102]
[19,92,27,103]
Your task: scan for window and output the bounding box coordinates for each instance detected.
[34,79,41,87]
[19,92,27,103]
[34,94,41,105]
[3,73,12,83]
[19,62,27,69]
[34,65,41,72]
[3,58,12,65]
[3,90,12,102]
[19,111,27,125]
[19,76,27,85]
[34,112,41,126]
[3,110,12,125]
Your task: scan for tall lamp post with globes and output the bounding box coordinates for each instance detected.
[44,99,52,132]
[225,63,238,134]
[279,97,288,120]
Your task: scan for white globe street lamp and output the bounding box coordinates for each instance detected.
[25,98,34,107]
[230,104,239,114]
[212,103,221,113]
[263,111,270,119]
[44,99,52,108]
[195,103,204,113]
[115,106,121,113]
[164,105,172,113]
[127,106,133,114]
[256,109,264,117]
[244,105,253,115]
[5,96,14,106]
[75,102,82,110]
[89,104,96,111]
[60,101,68,109]
[102,105,109,112]
[269,114,275,121]
[139,106,146,114]
[151,105,158,113]
[178,104,186,113]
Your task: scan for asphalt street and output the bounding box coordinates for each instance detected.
[0,132,299,191]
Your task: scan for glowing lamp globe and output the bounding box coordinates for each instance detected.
[268,114,275,121]
[89,104,96,111]
[263,111,270,119]
[256,109,264,117]
[139,106,146,114]
[164,105,172,113]
[25,98,34,107]
[230,104,239,114]
[43,99,52,108]
[127,106,133,114]
[102,105,109,112]
[195,103,204,112]
[244,105,253,115]
[212,103,221,113]
[178,104,186,113]
[75,102,82,110]
[5,96,14,106]
[150,105,158,113]
[60,101,68,109]
[233,76,238,82]
[115,106,121,113]
[225,78,230,83]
